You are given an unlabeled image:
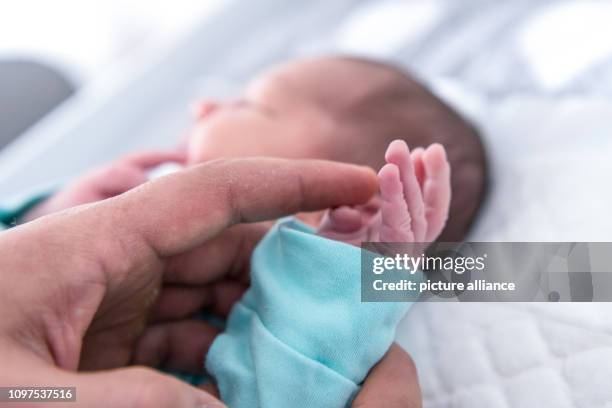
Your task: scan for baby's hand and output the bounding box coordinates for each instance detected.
[22,150,185,221]
[317,140,450,245]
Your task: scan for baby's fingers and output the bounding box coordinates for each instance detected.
[379,164,414,242]
[422,144,451,242]
[385,140,427,241]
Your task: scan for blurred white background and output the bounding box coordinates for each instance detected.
[0,0,223,83]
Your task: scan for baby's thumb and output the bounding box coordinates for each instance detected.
[69,366,225,408]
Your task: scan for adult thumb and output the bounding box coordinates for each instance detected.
[69,366,225,408]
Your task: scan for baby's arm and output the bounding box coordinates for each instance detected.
[21,150,185,221]
[318,140,450,244]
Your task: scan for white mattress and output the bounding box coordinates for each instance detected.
[2,0,612,405]
[398,302,612,408]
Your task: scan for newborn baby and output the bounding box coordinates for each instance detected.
[9,56,485,407]
[187,56,486,241]
[17,56,485,240]
[179,57,478,407]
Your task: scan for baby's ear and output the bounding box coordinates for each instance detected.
[189,100,219,120]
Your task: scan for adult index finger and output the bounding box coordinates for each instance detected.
[112,158,378,257]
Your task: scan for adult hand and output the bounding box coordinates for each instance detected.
[352,343,422,408]
[0,158,420,407]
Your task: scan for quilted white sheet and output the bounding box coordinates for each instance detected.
[398,302,612,408]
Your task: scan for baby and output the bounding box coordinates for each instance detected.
[186,56,484,241]
[17,56,485,241]
[9,56,486,406]
[181,56,483,406]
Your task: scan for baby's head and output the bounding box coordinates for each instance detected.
[188,56,486,240]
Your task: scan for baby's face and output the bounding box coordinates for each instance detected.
[186,62,333,165]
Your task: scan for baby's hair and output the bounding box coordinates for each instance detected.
[318,56,487,241]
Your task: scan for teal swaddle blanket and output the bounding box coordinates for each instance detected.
[206,218,412,407]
